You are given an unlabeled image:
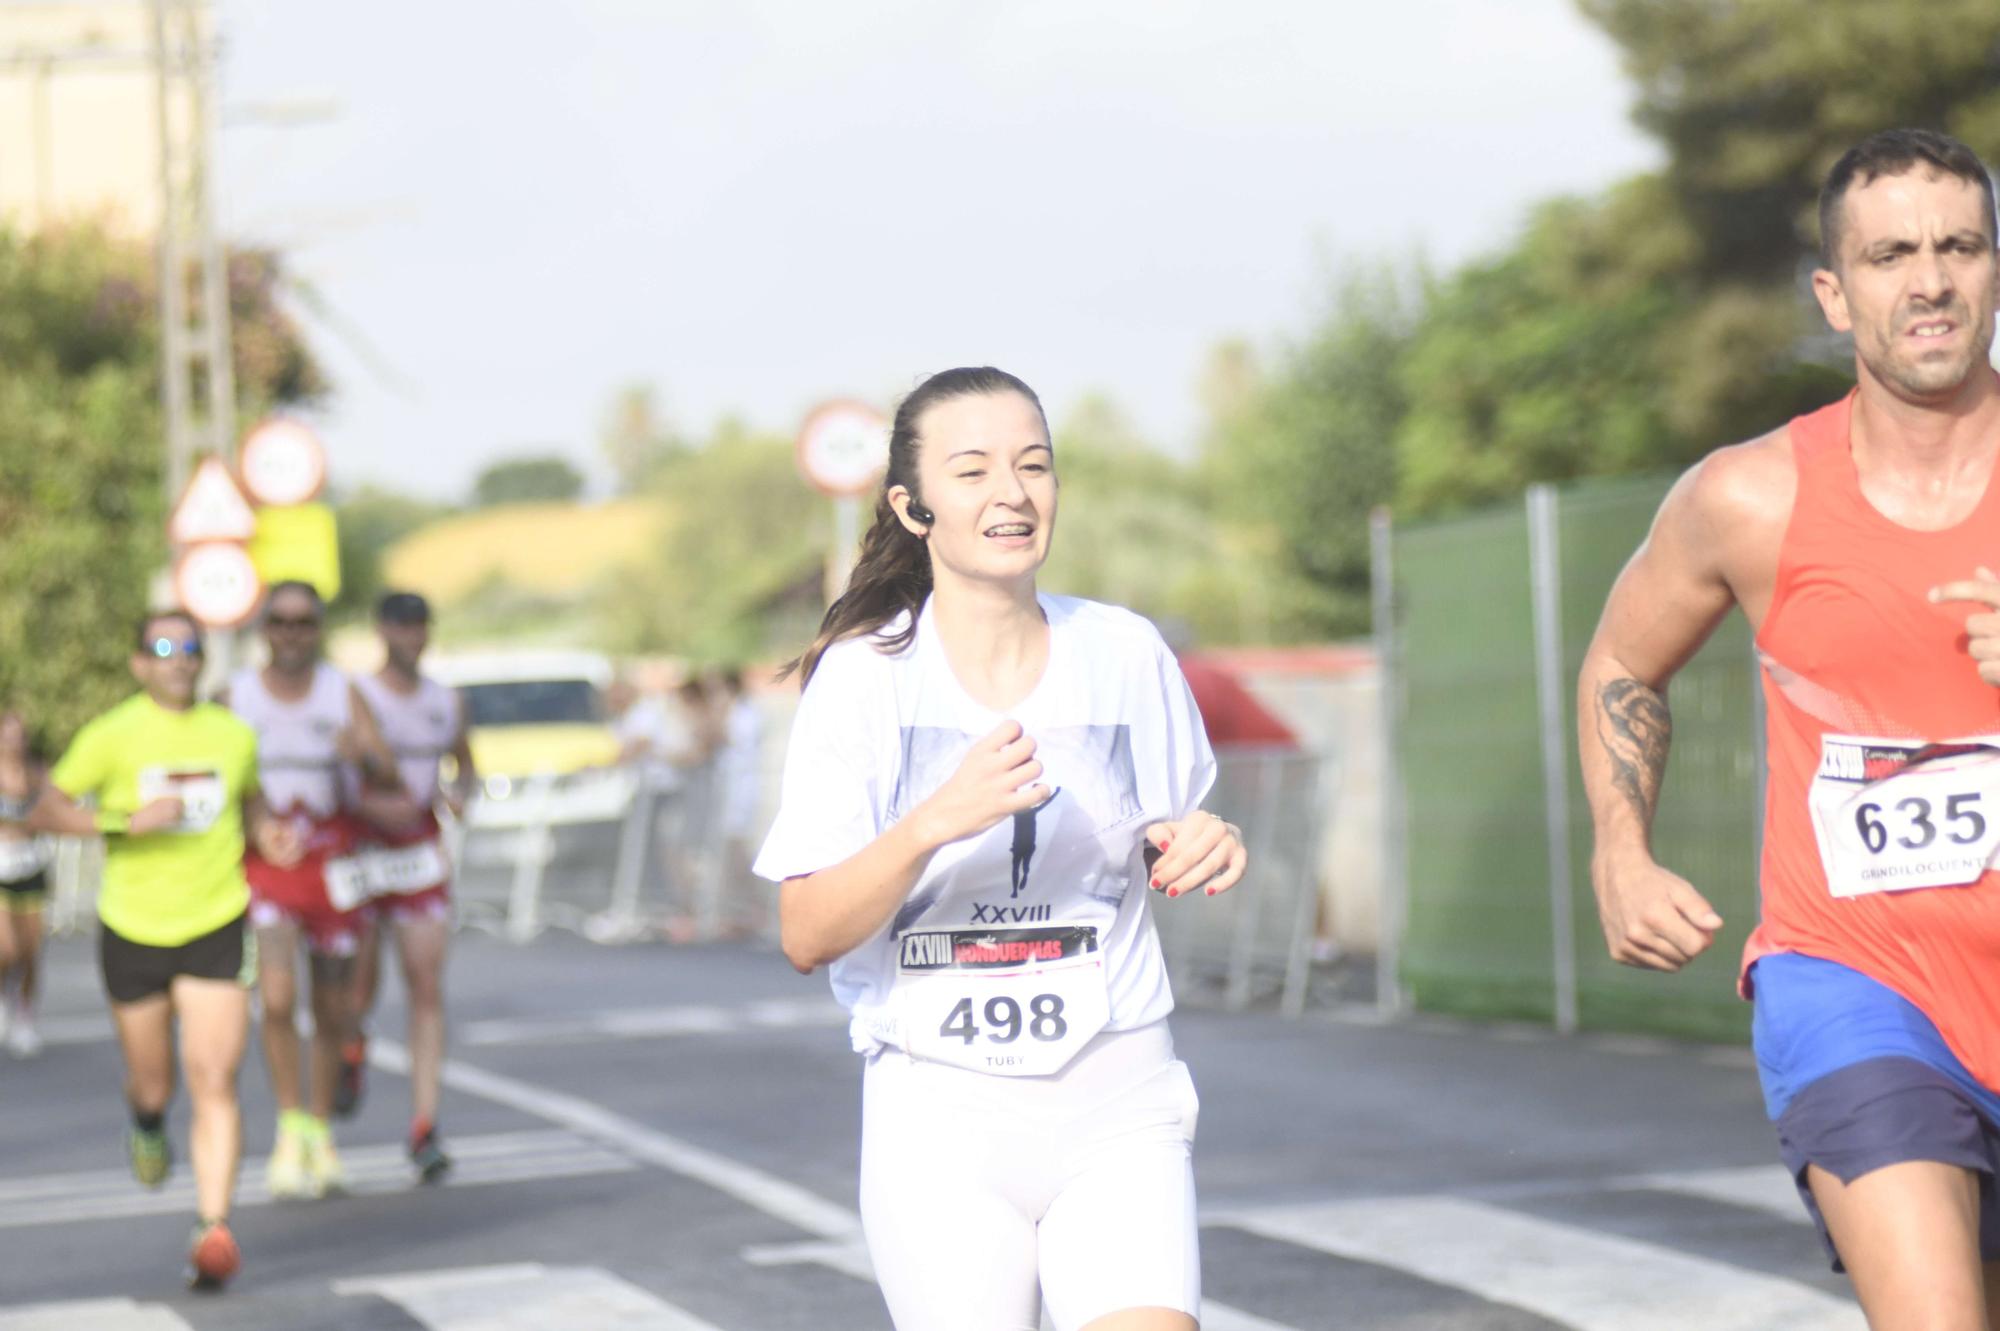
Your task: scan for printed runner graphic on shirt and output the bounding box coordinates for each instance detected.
[890,725,1142,933]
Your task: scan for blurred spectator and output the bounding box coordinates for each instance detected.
[711,668,765,938]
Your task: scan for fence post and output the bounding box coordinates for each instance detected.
[1527,484,1579,1035]
[1369,506,1410,1018]
[1280,752,1332,1019]
[506,775,555,944]
[605,778,656,938]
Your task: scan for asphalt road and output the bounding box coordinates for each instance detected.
[0,928,1863,1330]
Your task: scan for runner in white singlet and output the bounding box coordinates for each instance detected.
[224,580,400,1199]
[757,368,1248,1331]
[344,591,474,1180]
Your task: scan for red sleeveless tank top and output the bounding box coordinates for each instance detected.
[1749,391,2000,1087]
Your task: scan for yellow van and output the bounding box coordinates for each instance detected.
[427,651,633,828]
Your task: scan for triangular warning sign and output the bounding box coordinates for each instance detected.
[169,457,257,544]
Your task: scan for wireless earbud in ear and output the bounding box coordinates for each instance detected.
[906,501,935,526]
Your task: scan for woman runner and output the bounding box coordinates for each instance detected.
[0,708,50,1055]
[756,366,1248,1331]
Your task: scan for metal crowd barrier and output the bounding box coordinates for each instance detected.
[42,747,1337,1022]
[1151,747,1335,1018]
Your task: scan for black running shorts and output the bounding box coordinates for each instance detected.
[100,912,256,1006]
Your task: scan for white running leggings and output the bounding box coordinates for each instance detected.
[859,1021,1200,1331]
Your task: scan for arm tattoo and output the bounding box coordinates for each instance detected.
[1596,677,1671,823]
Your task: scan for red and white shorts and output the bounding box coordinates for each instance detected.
[357,812,453,926]
[247,811,366,957]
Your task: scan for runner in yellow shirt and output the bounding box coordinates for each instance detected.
[10,609,301,1290]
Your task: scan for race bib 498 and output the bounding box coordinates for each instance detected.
[895,925,1109,1077]
[1808,734,2000,899]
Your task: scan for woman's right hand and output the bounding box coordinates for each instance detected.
[908,721,1049,850]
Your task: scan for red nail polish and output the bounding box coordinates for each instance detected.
[1167,887,1179,897]
[1150,876,1161,889]
[1205,887,1216,896]
[1160,838,1171,851]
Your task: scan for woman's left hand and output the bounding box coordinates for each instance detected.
[1143,810,1248,898]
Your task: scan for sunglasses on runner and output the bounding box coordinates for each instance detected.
[265,614,321,631]
[146,637,204,659]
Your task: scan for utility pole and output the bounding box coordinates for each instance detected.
[151,0,233,506]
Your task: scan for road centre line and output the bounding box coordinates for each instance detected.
[373,1037,863,1241]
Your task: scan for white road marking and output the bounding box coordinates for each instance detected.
[1223,1195,1863,1330]
[0,1129,632,1229]
[0,1300,191,1330]
[1624,1163,1808,1222]
[373,1038,862,1240]
[403,1042,1304,1330]
[458,998,847,1047]
[336,1262,725,1331]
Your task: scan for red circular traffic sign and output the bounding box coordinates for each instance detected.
[174,542,263,628]
[796,400,889,498]
[239,417,328,507]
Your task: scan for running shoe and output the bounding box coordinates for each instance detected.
[186,1219,240,1290]
[333,1036,367,1118]
[409,1120,452,1184]
[127,1123,171,1188]
[264,1121,312,1199]
[303,1121,347,1196]
[5,1009,41,1058]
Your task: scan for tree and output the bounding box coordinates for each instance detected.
[600,383,688,494]
[471,455,585,507]
[1199,268,1417,639]
[596,420,825,662]
[0,223,323,750]
[330,485,455,623]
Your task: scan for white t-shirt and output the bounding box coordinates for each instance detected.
[755,593,1216,1060]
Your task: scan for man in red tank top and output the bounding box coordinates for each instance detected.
[1581,128,2000,1326]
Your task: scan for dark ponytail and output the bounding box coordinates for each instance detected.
[785,366,1048,687]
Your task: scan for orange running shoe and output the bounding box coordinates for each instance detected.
[333,1036,367,1118]
[188,1219,240,1290]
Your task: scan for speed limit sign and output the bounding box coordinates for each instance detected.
[239,417,328,507]
[174,541,263,629]
[796,400,889,498]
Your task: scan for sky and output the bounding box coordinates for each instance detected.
[218,0,1662,501]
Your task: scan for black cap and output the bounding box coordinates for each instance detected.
[376,591,432,624]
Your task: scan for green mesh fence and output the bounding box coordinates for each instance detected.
[1395,507,1554,1023]
[1395,476,1761,1042]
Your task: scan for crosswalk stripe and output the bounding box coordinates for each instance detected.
[0,1299,191,1330]
[1623,1163,1808,1223]
[1223,1196,1863,1330]
[0,1129,634,1229]
[335,1262,725,1331]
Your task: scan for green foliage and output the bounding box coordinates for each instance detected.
[596,422,826,663]
[471,455,585,508]
[0,224,320,751]
[1209,0,1997,617]
[1198,270,1417,639]
[330,485,456,624]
